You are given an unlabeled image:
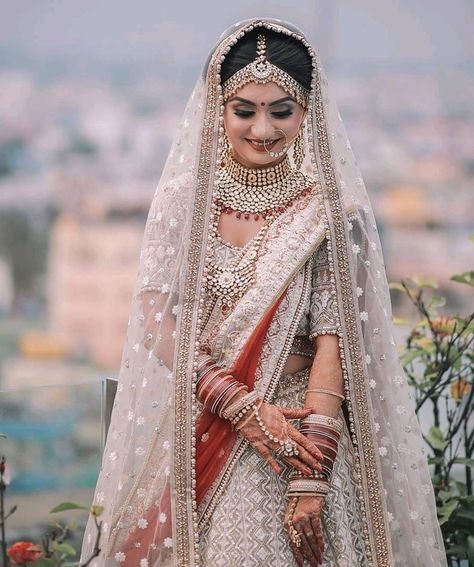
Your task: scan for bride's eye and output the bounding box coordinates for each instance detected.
[234,109,255,118]
[271,109,293,118]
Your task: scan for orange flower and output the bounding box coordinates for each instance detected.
[7,541,42,565]
[431,316,457,338]
[451,378,471,401]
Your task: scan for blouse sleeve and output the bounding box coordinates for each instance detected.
[308,237,340,339]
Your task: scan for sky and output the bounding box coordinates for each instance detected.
[0,0,473,73]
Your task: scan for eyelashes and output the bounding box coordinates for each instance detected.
[233,109,294,119]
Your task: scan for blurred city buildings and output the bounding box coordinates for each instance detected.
[48,213,143,369]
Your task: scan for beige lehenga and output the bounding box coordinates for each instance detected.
[198,236,368,566]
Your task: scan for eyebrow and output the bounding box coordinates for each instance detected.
[228,96,294,107]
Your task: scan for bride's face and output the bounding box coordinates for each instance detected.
[223,81,306,169]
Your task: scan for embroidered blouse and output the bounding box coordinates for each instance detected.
[201,234,339,361]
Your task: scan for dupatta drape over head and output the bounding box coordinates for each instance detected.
[81,18,447,567]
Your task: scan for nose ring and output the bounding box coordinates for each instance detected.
[263,129,289,158]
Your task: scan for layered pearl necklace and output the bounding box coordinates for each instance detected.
[205,156,315,314]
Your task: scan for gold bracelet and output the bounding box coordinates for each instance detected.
[286,496,302,548]
[306,387,345,401]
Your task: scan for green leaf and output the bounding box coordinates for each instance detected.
[50,502,89,514]
[451,271,474,287]
[446,544,467,558]
[408,276,439,289]
[428,456,444,465]
[414,337,436,352]
[32,559,56,567]
[91,504,104,516]
[457,509,474,523]
[401,349,425,366]
[453,458,474,468]
[393,317,411,326]
[437,490,452,502]
[454,481,467,497]
[55,543,76,556]
[438,499,458,524]
[468,535,474,565]
[426,426,448,451]
[429,294,446,309]
[389,282,407,293]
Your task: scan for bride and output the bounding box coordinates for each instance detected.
[81,18,447,566]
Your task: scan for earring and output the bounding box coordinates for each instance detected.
[293,124,306,170]
[221,132,232,167]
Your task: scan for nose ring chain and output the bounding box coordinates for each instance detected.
[263,129,289,158]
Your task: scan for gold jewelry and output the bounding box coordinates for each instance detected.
[222,33,309,108]
[275,440,299,458]
[207,159,314,313]
[205,221,270,313]
[287,497,302,548]
[216,154,314,219]
[225,152,291,186]
[293,124,305,170]
[221,132,232,166]
[306,387,345,401]
[264,128,289,158]
[301,413,343,432]
[252,404,299,455]
[287,478,330,496]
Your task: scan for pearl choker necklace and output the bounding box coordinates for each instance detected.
[225,154,292,186]
[216,156,314,220]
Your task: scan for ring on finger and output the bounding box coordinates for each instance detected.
[288,526,302,547]
[278,439,299,457]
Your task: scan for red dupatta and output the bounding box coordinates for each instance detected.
[120,292,285,562]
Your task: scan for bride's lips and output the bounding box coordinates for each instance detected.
[245,138,281,152]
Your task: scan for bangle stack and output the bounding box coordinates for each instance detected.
[286,413,342,498]
[196,354,248,417]
[222,390,260,425]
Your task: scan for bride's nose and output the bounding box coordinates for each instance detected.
[250,113,275,142]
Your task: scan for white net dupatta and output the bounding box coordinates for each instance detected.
[80,18,447,567]
[80,74,211,565]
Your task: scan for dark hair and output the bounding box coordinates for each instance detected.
[220,28,313,91]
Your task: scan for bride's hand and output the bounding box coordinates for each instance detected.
[285,495,326,567]
[235,401,323,476]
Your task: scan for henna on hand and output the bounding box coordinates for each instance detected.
[285,495,326,567]
[235,402,323,476]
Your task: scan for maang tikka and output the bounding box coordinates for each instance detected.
[222,33,309,109]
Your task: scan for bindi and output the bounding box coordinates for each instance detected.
[260,102,266,106]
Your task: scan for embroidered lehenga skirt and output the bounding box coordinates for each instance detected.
[199,366,369,566]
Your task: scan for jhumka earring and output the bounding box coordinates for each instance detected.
[293,123,306,170]
[221,132,232,166]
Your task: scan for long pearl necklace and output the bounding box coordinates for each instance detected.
[205,220,271,314]
[216,154,314,219]
[205,158,315,313]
